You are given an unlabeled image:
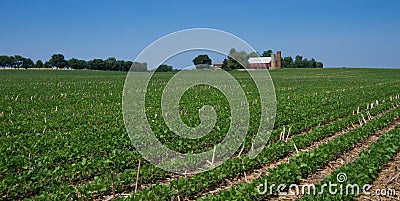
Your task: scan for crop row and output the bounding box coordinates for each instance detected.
[84,100,400,200]
[1,70,400,199]
[300,125,400,200]
[3,72,392,200]
[112,100,400,200]
[145,71,400,154]
[199,105,400,200]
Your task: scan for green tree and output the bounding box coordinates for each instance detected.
[21,58,34,69]
[7,56,15,68]
[44,61,51,68]
[287,55,323,68]
[0,56,9,68]
[303,58,312,68]
[310,58,317,68]
[78,59,88,69]
[221,58,230,71]
[88,59,105,70]
[105,57,117,71]
[113,60,125,71]
[49,54,67,69]
[67,58,79,69]
[68,58,87,69]
[35,60,43,69]
[229,48,237,55]
[294,55,303,68]
[295,55,303,63]
[231,49,248,69]
[6,56,15,68]
[282,56,294,68]
[192,54,212,66]
[222,48,248,70]
[156,64,173,72]
[130,62,147,72]
[14,55,24,69]
[248,52,259,57]
[316,62,323,68]
[262,50,273,57]
[123,61,133,71]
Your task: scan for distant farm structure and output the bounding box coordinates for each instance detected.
[248,50,281,70]
[212,61,223,70]
[212,50,282,70]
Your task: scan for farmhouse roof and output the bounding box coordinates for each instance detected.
[248,57,271,64]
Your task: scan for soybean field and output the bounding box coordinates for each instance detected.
[1,68,400,200]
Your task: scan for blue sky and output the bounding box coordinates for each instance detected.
[0,0,399,68]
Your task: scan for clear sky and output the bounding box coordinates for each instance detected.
[1,0,399,68]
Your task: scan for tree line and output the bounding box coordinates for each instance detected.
[0,54,148,71]
[0,50,323,72]
[281,55,323,68]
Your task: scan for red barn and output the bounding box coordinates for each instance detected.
[247,57,271,69]
[247,51,282,69]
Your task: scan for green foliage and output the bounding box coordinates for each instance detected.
[13,55,24,69]
[35,60,43,69]
[0,69,399,200]
[133,101,400,200]
[222,48,248,71]
[201,107,400,200]
[248,52,260,57]
[0,55,35,69]
[0,55,146,71]
[0,48,324,71]
[156,64,173,72]
[67,58,87,70]
[192,54,212,66]
[282,55,323,68]
[301,126,400,200]
[129,61,147,72]
[282,56,293,68]
[88,58,105,70]
[262,50,273,57]
[21,57,34,69]
[49,54,67,69]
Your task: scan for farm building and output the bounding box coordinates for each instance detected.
[247,50,281,70]
[248,57,272,69]
[212,61,223,70]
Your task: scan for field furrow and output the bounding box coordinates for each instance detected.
[199,106,400,200]
[354,151,400,201]
[271,118,400,200]
[299,125,400,200]
[196,103,399,200]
